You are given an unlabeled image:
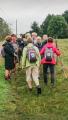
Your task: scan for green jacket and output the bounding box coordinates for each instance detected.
[22,43,41,69]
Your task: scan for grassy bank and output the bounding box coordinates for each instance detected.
[0,39,68,120]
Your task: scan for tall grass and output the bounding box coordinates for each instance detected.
[0,39,68,120]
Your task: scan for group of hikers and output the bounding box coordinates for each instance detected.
[1,32,61,95]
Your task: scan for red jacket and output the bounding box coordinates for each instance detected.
[40,42,61,64]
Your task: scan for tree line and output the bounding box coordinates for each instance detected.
[0,18,11,41]
[0,10,68,41]
[31,10,68,38]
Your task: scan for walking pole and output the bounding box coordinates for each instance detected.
[55,39,68,79]
[58,56,68,79]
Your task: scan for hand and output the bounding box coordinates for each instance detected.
[14,53,17,57]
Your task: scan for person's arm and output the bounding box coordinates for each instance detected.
[22,47,27,69]
[36,47,41,67]
[54,47,61,56]
[40,45,45,55]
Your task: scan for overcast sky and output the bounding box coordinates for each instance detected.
[0,0,68,34]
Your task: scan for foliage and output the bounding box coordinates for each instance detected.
[0,17,11,41]
[40,14,53,35]
[47,15,68,38]
[62,10,68,24]
[31,21,42,36]
[31,10,68,38]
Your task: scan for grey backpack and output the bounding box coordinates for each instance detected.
[44,47,54,61]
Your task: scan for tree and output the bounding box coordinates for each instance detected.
[47,15,68,38]
[62,10,68,24]
[31,21,42,36]
[0,17,11,41]
[40,14,53,35]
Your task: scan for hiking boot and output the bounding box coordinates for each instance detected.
[8,75,11,80]
[29,88,32,92]
[51,83,55,88]
[36,86,41,95]
[5,77,8,80]
[38,76,41,80]
[5,76,11,81]
[44,79,48,85]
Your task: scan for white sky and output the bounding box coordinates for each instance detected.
[0,0,68,34]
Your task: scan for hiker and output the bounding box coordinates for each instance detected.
[17,36,25,66]
[22,36,41,95]
[42,34,48,47]
[21,34,27,47]
[25,33,31,40]
[35,36,42,80]
[2,35,15,80]
[31,32,37,44]
[40,37,61,87]
[11,34,18,55]
[35,36,42,51]
[11,34,19,69]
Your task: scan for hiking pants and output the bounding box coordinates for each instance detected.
[43,64,55,85]
[26,66,40,87]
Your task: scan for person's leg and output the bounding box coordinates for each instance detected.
[43,64,48,85]
[5,69,9,80]
[26,67,32,90]
[32,66,41,95]
[8,70,11,79]
[50,64,55,86]
[18,51,22,66]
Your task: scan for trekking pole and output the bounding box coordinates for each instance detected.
[55,39,68,79]
[55,39,59,64]
[13,62,16,80]
[58,56,68,79]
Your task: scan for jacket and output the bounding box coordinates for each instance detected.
[40,42,61,64]
[22,43,41,69]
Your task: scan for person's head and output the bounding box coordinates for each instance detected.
[42,34,48,40]
[31,32,37,39]
[5,35,12,42]
[37,36,41,43]
[27,36,32,44]
[20,34,25,39]
[25,33,31,39]
[11,34,17,42]
[47,37,53,43]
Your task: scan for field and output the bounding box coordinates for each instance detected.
[0,39,68,120]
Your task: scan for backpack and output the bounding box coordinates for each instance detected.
[27,46,37,63]
[44,47,54,61]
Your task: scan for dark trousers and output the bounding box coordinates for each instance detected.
[43,64,55,85]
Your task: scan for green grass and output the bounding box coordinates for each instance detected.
[0,39,68,120]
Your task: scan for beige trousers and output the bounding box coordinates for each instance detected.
[26,66,39,88]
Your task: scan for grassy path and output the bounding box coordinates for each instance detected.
[0,39,68,120]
